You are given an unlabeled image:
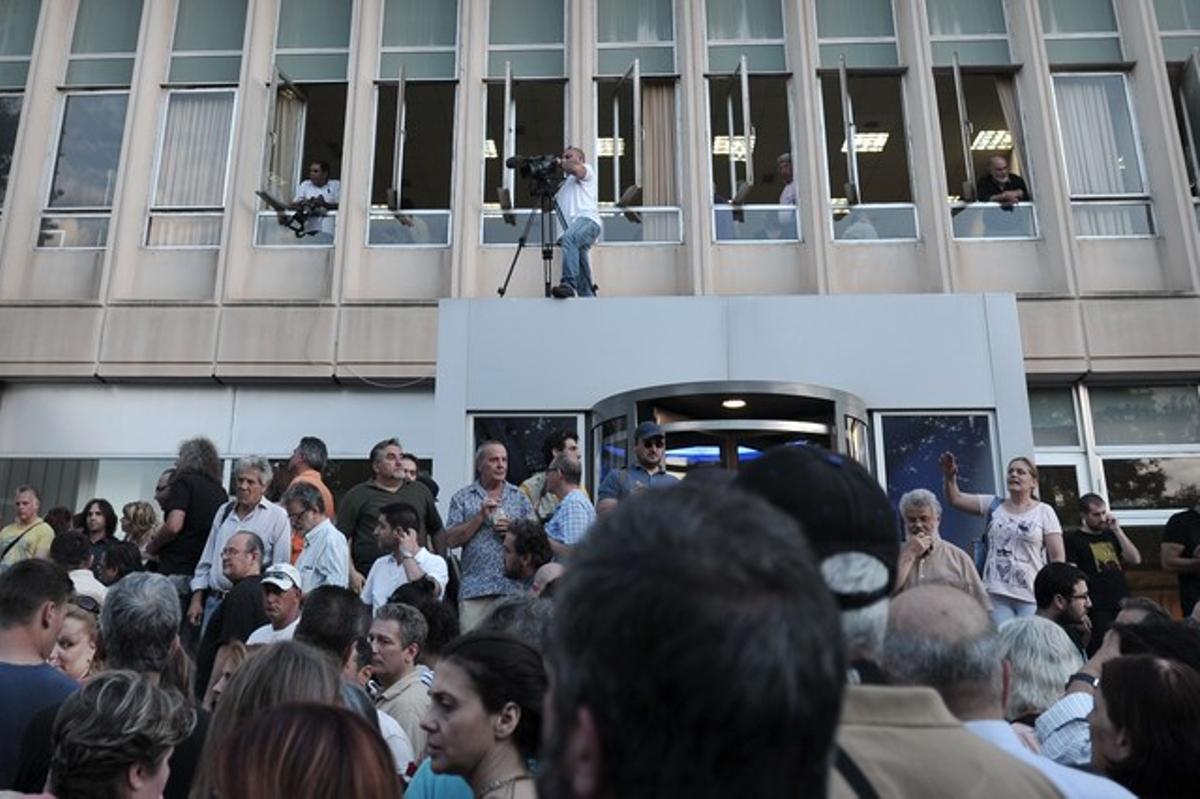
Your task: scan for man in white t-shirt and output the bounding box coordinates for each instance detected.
[361,501,448,611]
[246,562,303,645]
[292,160,340,239]
[551,146,602,299]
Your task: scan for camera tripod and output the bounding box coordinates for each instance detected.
[498,189,568,298]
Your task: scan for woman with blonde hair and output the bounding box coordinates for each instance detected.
[49,603,102,683]
[120,500,159,561]
[941,452,1065,624]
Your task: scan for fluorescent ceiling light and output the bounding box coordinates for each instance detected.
[722,398,747,410]
[841,132,889,153]
[597,137,626,157]
[970,130,1013,151]
[484,139,498,159]
[712,133,757,162]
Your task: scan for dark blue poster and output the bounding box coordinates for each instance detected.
[880,414,997,553]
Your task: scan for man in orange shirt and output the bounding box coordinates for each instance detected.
[287,436,335,563]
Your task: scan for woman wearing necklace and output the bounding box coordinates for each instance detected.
[942,452,1065,625]
[422,631,546,799]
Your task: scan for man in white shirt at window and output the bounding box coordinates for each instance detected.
[550,146,601,299]
[293,160,340,239]
[361,501,448,611]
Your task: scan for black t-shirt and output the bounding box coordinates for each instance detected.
[1164,508,1200,616]
[158,471,229,576]
[1064,527,1128,611]
[976,172,1030,203]
[15,698,209,799]
[194,574,267,700]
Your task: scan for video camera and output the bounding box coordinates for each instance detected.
[506,153,561,181]
[285,196,327,238]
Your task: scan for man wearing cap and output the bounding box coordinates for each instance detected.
[595,421,677,514]
[737,445,1060,799]
[247,562,303,645]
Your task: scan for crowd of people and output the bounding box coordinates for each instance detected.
[2,424,1200,798]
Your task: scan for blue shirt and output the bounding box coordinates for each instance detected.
[0,662,78,788]
[966,720,1132,799]
[404,758,473,799]
[545,489,595,546]
[446,481,533,600]
[596,464,677,502]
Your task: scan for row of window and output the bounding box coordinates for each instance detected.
[2,0,1199,250]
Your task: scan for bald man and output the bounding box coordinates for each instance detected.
[883,585,1132,799]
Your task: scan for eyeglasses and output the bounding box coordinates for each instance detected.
[287,510,308,521]
[72,596,101,615]
[221,547,248,557]
[1069,593,1090,601]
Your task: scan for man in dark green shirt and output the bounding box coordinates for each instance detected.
[338,437,444,581]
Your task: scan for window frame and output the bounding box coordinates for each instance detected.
[1039,0,1125,65]
[38,88,131,250]
[813,0,901,69]
[366,68,458,248]
[1049,71,1155,239]
[143,86,239,250]
[594,0,677,77]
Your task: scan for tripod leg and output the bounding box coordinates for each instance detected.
[498,208,540,297]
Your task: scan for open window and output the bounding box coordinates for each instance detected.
[706,0,797,242]
[820,63,917,241]
[1157,0,1200,227]
[816,0,915,241]
[255,0,350,246]
[481,0,566,245]
[936,66,1036,238]
[39,0,143,249]
[369,0,457,246]
[594,0,680,243]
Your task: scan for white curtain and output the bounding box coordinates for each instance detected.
[1054,75,1141,235]
[994,76,1023,176]
[155,91,234,207]
[268,91,305,201]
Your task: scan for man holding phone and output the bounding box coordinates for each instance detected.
[1065,493,1141,653]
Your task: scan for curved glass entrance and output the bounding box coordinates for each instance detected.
[590,381,870,484]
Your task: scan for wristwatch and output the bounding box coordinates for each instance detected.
[1066,672,1100,690]
[402,551,416,560]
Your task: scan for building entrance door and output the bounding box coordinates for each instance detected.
[589,380,870,488]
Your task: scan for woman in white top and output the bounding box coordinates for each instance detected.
[941,452,1065,624]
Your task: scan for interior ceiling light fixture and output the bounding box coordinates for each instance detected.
[841,132,889,153]
[597,137,626,157]
[722,398,747,409]
[970,129,1013,151]
[712,133,757,161]
[484,139,498,159]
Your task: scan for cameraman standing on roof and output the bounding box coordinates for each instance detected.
[551,146,601,298]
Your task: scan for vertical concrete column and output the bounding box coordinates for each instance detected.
[677,0,712,294]
[450,0,490,297]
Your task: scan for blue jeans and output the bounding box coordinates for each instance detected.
[558,217,601,296]
[989,593,1036,626]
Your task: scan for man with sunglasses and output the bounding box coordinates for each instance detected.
[596,422,677,515]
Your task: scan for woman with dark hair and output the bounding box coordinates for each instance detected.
[941,452,1065,624]
[421,631,546,799]
[212,703,399,799]
[1090,654,1200,797]
[98,540,145,586]
[47,670,196,798]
